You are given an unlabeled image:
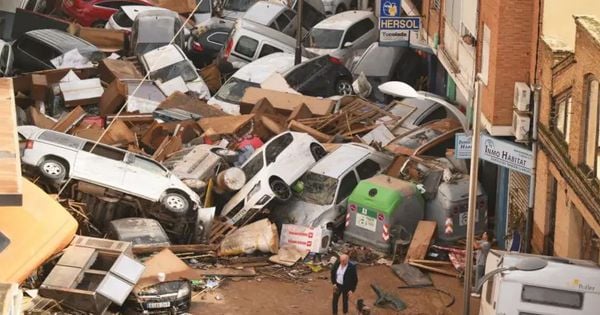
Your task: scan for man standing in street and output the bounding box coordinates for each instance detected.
[331,254,358,315]
[471,231,492,298]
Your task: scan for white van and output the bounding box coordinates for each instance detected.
[209,52,305,114]
[220,18,307,69]
[479,251,600,315]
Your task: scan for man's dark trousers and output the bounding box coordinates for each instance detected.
[333,284,349,314]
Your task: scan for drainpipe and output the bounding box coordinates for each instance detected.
[524,85,541,253]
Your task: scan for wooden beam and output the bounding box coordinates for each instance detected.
[0,79,22,206]
[404,220,437,263]
[408,262,458,277]
[132,244,218,255]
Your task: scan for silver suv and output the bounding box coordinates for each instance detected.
[17,125,202,214]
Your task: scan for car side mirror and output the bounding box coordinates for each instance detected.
[343,41,354,48]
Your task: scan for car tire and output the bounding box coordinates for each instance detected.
[162,192,190,214]
[270,178,291,201]
[91,21,107,28]
[310,143,327,161]
[335,78,353,95]
[39,158,67,180]
[336,4,347,13]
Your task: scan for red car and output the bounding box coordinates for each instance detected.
[61,0,156,27]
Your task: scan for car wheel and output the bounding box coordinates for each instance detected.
[336,78,353,95]
[39,158,67,180]
[335,4,347,13]
[310,143,327,161]
[92,21,107,28]
[270,178,291,201]
[162,192,190,214]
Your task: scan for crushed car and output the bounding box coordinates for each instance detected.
[131,9,187,56]
[385,118,463,157]
[272,143,392,251]
[140,44,210,99]
[220,131,327,226]
[284,54,354,97]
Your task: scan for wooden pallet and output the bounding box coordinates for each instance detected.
[209,218,237,244]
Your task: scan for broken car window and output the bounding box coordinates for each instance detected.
[296,172,338,205]
[83,142,126,161]
[215,77,260,104]
[223,0,257,11]
[394,128,443,149]
[39,131,84,149]
[0,231,9,254]
[336,172,358,204]
[265,133,293,164]
[149,60,199,83]
[241,153,264,181]
[305,29,344,49]
[356,159,381,179]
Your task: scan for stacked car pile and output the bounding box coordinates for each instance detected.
[0,1,490,314]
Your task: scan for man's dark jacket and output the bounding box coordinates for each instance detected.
[330,261,358,292]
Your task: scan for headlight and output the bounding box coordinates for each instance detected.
[247,182,261,200]
[177,282,191,299]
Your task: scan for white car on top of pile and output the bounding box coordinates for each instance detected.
[220,131,327,226]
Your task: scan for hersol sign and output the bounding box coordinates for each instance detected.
[479,134,533,175]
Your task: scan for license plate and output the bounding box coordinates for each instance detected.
[146,301,170,309]
[356,213,376,231]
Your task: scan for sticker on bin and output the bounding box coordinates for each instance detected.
[356,207,377,232]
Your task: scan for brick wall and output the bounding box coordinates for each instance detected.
[478,0,536,127]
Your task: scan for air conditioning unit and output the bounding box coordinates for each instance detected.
[514,82,531,112]
[512,111,531,141]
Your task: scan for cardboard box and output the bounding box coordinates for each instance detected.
[99,79,128,116]
[30,74,49,102]
[153,0,197,13]
[240,87,335,116]
[98,59,143,84]
[59,78,104,107]
[70,25,126,52]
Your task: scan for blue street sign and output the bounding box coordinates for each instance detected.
[379,16,421,30]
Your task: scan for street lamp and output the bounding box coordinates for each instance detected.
[473,256,548,293]
[378,80,480,315]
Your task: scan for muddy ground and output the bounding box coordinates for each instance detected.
[190,265,480,314]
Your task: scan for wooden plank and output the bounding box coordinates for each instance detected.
[288,120,333,143]
[0,79,22,206]
[52,106,86,133]
[408,259,452,266]
[404,220,437,263]
[132,244,218,255]
[191,267,256,277]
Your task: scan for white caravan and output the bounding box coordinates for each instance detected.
[479,251,600,315]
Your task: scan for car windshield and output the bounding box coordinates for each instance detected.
[305,29,343,49]
[149,60,199,82]
[296,172,338,206]
[214,77,260,104]
[394,128,443,149]
[223,0,257,11]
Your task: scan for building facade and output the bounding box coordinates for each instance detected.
[533,16,600,262]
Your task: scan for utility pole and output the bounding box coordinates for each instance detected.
[463,81,482,315]
[294,0,304,65]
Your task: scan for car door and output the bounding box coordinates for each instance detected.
[122,153,170,201]
[73,142,127,190]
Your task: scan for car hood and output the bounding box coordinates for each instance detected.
[305,48,337,56]
[273,198,332,228]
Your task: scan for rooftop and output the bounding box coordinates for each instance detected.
[575,15,600,47]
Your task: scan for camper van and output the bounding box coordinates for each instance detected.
[479,251,600,315]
